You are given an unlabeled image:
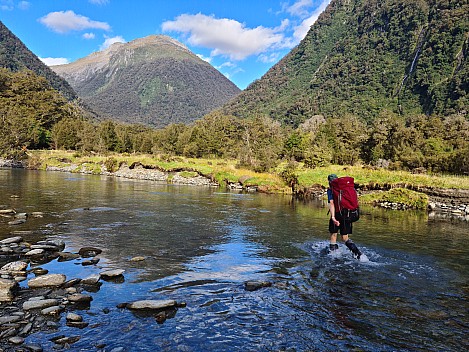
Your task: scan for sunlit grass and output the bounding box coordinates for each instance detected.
[29,151,469,192]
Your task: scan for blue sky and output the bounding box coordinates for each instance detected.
[0,0,331,89]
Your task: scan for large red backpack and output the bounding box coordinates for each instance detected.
[330,176,359,212]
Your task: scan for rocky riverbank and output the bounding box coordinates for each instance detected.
[1,158,469,221]
[0,233,188,351]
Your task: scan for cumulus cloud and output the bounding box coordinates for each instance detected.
[99,35,126,50]
[292,0,331,41]
[162,13,285,61]
[83,32,95,39]
[40,57,70,66]
[39,10,110,34]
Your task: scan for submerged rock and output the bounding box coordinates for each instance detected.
[79,247,102,258]
[126,299,177,310]
[244,280,272,291]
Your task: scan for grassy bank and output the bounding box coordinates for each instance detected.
[25,150,469,209]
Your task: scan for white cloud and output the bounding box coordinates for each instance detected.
[162,13,285,61]
[39,10,111,34]
[196,54,212,63]
[286,0,314,18]
[83,32,95,39]
[18,1,30,10]
[0,0,14,11]
[258,52,281,64]
[89,0,109,4]
[40,57,70,66]
[292,0,331,41]
[99,35,126,50]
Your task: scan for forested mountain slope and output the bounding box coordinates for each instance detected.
[222,0,468,126]
[52,35,241,127]
[0,21,78,101]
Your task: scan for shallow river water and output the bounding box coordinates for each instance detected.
[0,169,468,351]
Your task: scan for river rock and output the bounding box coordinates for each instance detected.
[30,268,49,276]
[28,274,66,288]
[52,335,81,345]
[100,269,125,278]
[0,315,21,324]
[57,251,80,261]
[23,298,59,310]
[244,280,272,291]
[82,258,100,266]
[126,299,177,310]
[26,248,45,256]
[8,336,24,345]
[23,344,43,352]
[81,274,101,285]
[0,278,19,301]
[79,247,102,258]
[130,256,146,262]
[68,293,93,303]
[0,236,22,244]
[0,209,16,215]
[1,261,28,272]
[66,313,83,322]
[36,239,65,251]
[41,305,64,316]
[7,219,26,225]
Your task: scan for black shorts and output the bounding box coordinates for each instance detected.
[328,211,352,235]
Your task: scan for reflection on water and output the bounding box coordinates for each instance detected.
[0,168,468,351]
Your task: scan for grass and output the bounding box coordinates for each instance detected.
[27,150,469,201]
[360,188,429,210]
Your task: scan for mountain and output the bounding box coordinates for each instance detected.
[0,21,78,101]
[52,35,241,127]
[222,0,468,126]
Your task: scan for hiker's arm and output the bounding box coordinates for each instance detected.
[329,199,340,225]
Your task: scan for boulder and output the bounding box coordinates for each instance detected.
[28,274,66,288]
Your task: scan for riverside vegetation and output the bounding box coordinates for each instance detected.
[10,150,469,213]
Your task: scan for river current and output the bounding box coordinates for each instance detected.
[0,168,467,351]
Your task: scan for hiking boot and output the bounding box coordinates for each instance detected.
[329,243,339,251]
[345,239,361,259]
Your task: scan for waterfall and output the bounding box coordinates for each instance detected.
[397,26,428,96]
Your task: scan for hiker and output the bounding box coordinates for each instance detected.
[327,174,362,259]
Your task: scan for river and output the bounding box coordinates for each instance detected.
[0,168,467,351]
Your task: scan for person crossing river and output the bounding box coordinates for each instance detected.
[327,174,362,259]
